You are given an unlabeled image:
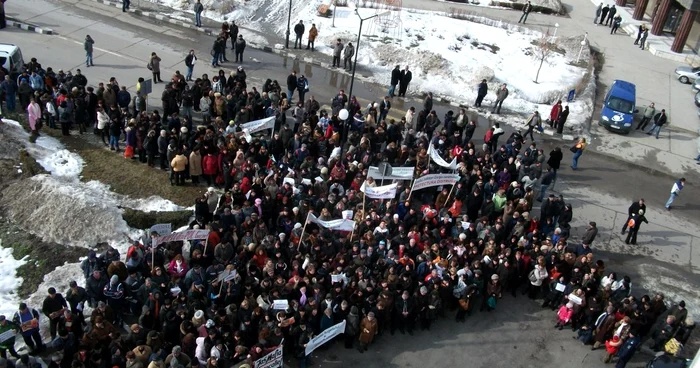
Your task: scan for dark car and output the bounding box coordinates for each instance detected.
[646,353,692,368]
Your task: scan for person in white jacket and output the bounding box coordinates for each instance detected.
[194,336,208,366]
[96,107,110,146]
[46,100,57,129]
[526,258,548,299]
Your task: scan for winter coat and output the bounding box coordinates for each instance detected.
[496,87,509,101]
[557,305,574,323]
[194,2,204,13]
[149,56,161,74]
[189,151,203,176]
[477,81,488,97]
[171,154,188,172]
[358,317,378,345]
[333,42,343,57]
[294,22,305,36]
[235,38,246,53]
[28,102,42,130]
[309,26,318,41]
[530,266,548,286]
[653,112,667,126]
[84,38,94,53]
[343,44,355,59]
[391,68,401,85]
[345,313,360,336]
[202,154,218,175]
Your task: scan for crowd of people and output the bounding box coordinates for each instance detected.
[0,50,696,368]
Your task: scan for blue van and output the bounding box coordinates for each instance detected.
[599,80,637,134]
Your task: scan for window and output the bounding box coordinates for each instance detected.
[606,96,635,114]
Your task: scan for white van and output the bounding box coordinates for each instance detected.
[0,43,25,75]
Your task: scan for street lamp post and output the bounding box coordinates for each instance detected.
[551,22,559,42]
[344,9,390,141]
[285,0,292,48]
[576,39,586,63]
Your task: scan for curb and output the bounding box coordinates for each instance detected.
[87,0,212,35]
[5,19,55,35]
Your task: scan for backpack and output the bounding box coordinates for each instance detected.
[528,269,537,283]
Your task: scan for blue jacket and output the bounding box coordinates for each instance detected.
[29,74,44,90]
[117,90,131,108]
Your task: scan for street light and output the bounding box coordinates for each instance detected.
[551,23,559,42]
[576,39,586,63]
[285,0,293,48]
[344,8,390,141]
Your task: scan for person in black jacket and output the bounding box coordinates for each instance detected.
[475,79,488,107]
[286,71,297,103]
[398,66,412,97]
[547,147,563,188]
[621,199,646,234]
[625,210,648,245]
[293,20,305,49]
[389,65,401,97]
[42,288,68,339]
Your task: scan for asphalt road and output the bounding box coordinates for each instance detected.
[3,0,700,365]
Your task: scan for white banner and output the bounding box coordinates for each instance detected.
[240,116,275,134]
[308,214,356,232]
[428,143,458,170]
[305,320,346,355]
[341,210,353,220]
[272,300,289,310]
[254,344,283,368]
[367,166,414,180]
[149,223,172,236]
[360,182,398,199]
[411,173,460,191]
[153,229,210,247]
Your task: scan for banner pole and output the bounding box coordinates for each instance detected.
[407,179,416,202]
[297,213,310,251]
[361,193,367,220]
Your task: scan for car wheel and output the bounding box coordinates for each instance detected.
[680,76,690,83]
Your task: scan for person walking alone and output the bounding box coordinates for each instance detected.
[148,52,163,83]
[343,42,355,71]
[665,177,685,210]
[307,23,318,50]
[524,110,541,141]
[518,1,532,23]
[293,20,305,49]
[194,0,204,27]
[122,0,130,12]
[84,35,95,67]
[235,35,246,63]
[570,137,586,170]
[184,50,197,82]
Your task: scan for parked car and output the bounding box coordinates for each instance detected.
[675,66,700,84]
[692,78,700,92]
[0,43,24,76]
[599,79,638,134]
[695,91,700,107]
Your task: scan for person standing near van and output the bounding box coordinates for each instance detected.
[84,35,95,67]
[570,137,586,170]
[665,177,685,210]
[645,109,667,139]
[636,102,655,130]
[1,75,17,112]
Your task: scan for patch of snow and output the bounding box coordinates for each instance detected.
[0,244,28,318]
[268,1,591,134]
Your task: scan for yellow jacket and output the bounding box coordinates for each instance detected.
[170,154,188,172]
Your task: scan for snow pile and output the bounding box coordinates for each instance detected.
[0,244,28,318]
[36,150,84,178]
[0,175,133,248]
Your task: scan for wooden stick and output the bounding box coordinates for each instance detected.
[151,247,155,273]
[203,238,210,257]
[218,279,224,295]
[361,193,367,220]
[297,213,310,251]
[407,178,416,202]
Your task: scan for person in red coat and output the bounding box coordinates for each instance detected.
[549,100,562,128]
[202,153,218,186]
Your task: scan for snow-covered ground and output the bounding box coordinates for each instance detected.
[0,120,186,333]
[153,0,593,135]
[0,244,28,318]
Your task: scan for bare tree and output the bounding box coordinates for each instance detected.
[531,31,559,84]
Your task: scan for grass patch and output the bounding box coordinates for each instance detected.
[18,149,47,176]
[0,218,87,299]
[5,112,205,207]
[122,208,192,231]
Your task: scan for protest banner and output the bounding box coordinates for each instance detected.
[411,174,460,191]
[254,344,283,368]
[149,223,172,236]
[341,210,354,220]
[272,300,289,310]
[360,182,398,199]
[0,329,16,344]
[305,320,346,355]
[367,166,414,181]
[308,214,356,232]
[153,229,210,247]
[240,116,275,135]
[428,143,458,170]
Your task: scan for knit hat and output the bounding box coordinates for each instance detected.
[491,274,499,281]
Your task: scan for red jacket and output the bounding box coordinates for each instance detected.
[550,103,562,122]
[202,155,218,175]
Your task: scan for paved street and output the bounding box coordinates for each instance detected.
[3,0,700,365]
